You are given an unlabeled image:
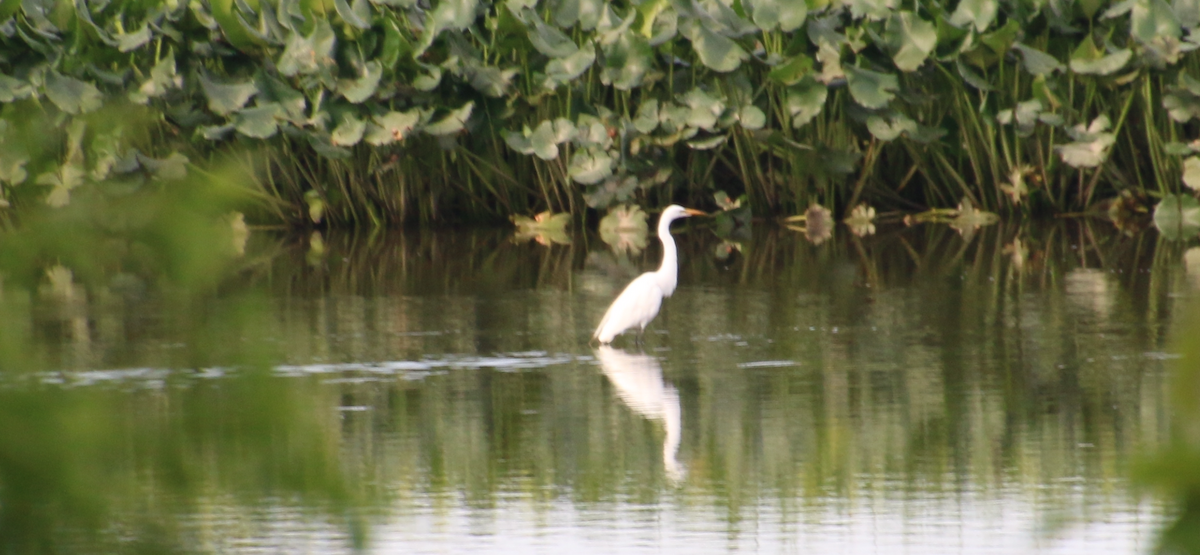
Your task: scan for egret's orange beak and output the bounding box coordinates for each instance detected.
[684,208,708,217]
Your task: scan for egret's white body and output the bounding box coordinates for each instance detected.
[594,205,703,344]
[594,345,685,482]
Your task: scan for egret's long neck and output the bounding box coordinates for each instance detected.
[656,214,678,295]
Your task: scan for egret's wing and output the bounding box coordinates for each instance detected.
[594,273,665,342]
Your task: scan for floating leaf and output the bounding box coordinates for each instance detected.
[43,72,104,115]
[234,103,282,138]
[684,22,749,73]
[424,102,473,136]
[200,73,258,116]
[332,114,366,146]
[786,76,827,128]
[568,147,614,184]
[339,60,382,103]
[883,11,936,72]
[844,65,898,109]
[1153,194,1200,239]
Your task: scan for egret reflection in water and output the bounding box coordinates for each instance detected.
[594,346,685,483]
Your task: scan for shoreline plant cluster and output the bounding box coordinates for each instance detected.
[1,0,1200,229]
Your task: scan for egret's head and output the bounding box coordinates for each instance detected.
[661,205,707,222]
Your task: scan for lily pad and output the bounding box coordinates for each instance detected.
[278,20,336,77]
[866,112,917,141]
[601,30,652,90]
[366,110,422,145]
[1153,194,1200,240]
[844,65,898,109]
[768,54,814,85]
[1056,115,1115,168]
[949,0,997,32]
[545,43,597,87]
[117,23,153,52]
[526,14,578,57]
[634,99,660,133]
[1164,73,1200,122]
[1185,156,1200,191]
[681,88,725,131]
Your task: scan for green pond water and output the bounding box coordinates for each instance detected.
[1,219,1197,554]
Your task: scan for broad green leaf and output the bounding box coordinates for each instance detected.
[339,60,383,103]
[866,112,917,141]
[688,134,727,150]
[848,0,892,22]
[332,114,367,146]
[278,20,336,77]
[1185,156,1200,191]
[117,23,152,52]
[235,103,282,138]
[949,0,997,32]
[1153,194,1200,239]
[883,11,936,72]
[552,118,577,143]
[746,0,806,31]
[1164,73,1200,122]
[413,65,443,91]
[307,132,352,160]
[530,120,560,160]
[997,99,1046,137]
[1069,35,1132,75]
[568,148,614,184]
[334,0,372,29]
[131,55,181,104]
[684,22,749,73]
[366,110,423,145]
[201,124,236,141]
[1013,43,1065,75]
[737,105,766,130]
[424,102,473,136]
[768,54,814,85]
[503,129,536,154]
[255,73,307,122]
[200,73,257,116]
[0,142,28,185]
[694,0,758,36]
[786,77,827,128]
[634,99,660,133]
[380,18,412,69]
[416,0,478,55]
[138,152,189,180]
[526,15,578,57]
[601,30,652,89]
[545,42,596,87]
[38,162,86,208]
[844,65,898,109]
[43,72,103,115]
[1132,0,1180,45]
[648,6,677,45]
[957,59,994,91]
[681,88,725,130]
[1056,116,1115,168]
[465,64,517,97]
[0,74,34,102]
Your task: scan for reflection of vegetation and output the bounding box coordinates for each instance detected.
[0,182,371,552]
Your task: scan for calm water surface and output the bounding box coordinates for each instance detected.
[4,221,1198,554]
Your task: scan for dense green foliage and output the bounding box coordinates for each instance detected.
[3,0,1200,225]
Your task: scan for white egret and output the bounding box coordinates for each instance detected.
[594,345,686,482]
[594,204,705,344]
